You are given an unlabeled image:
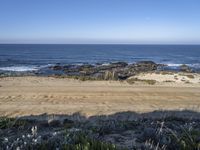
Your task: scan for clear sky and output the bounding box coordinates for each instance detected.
[0,0,200,44]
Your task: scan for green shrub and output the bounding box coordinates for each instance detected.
[0,117,28,129]
[27,133,118,150]
[0,117,15,129]
[169,128,200,150]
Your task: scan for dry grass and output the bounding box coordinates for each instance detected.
[186,74,195,79]
[127,78,156,85]
[158,71,174,75]
[164,80,175,83]
[185,81,191,84]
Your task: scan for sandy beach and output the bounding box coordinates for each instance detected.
[0,73,200,117]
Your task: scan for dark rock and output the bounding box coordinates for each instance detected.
[110,62,128,68]
[48,119,61,127]
[97,65,115,71]
[96,62,103,65]
[64,65,80,73]
[79,64,94,69]
[38,121,49,128]
[135,61,158,71]
[124,62,155,74]
[63,118,74,124]
[180,64,193,73]
[63,64,73,69]
[50,65,63,70]
[137,61,156,65]
[79,64,96,75]
[63,119,74,128]
[117,74,129,80]
[48,61,161,80]
[96,62,127,71]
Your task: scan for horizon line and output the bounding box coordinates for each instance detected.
[1,43,200,45]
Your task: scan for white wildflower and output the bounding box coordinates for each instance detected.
[4,137,8,142]
[27,134,32,138]
[189,126,193,131]
[31,126,37,136]
[158,121,165,134]
[68,128,81,132]
[16,147,20,150]
[33,138,37,143]
[53,132,57,136]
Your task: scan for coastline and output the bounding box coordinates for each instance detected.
[1,62,200,149]
[1,72,200,117]
[1,72,200,149]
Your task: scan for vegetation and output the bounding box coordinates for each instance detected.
[28,133,118,150]
[0,116,28,129]
[164,80,175,83]
[53,71,119,81]
[66,75,99,81]
[1,111,200,149]
[169,128,200,150]
[186,74,195,79]
[159,71,174,75]
[126,78,156,85]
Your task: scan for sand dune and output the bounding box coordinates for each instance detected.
[0,75,200,117]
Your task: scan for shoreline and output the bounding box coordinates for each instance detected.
[1,69,200,149]
[1,60,199,78]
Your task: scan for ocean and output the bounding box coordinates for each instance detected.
[0,44,200,73]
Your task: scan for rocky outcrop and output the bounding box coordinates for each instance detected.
[110,62,128,68]
[50,65,63,70]
[48,61,161,80]
[135,61,158,71]
[180,64,193,73]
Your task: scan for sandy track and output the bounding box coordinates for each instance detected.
[0,76,200,117]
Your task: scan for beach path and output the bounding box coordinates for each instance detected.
[0,76,200,117]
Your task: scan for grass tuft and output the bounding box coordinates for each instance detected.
[127,78,156,85]
[0,117,28,129]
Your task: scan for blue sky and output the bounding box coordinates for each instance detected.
[0,0,200,44]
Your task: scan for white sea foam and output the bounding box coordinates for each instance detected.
[166,64,183,67]
[166,63,200,68]
[0,66,39,72]
[101,63,110,66]
[0,64,53,72]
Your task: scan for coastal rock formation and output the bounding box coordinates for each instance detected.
[136,61,158,71]
[180,64,193,73]
[49,61,161,80]
[50,64,63,70]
